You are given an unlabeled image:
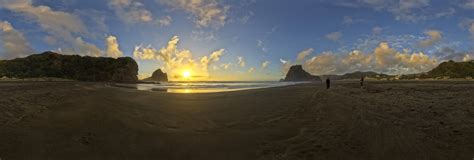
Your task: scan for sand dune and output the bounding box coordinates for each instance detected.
[0,81,473,159]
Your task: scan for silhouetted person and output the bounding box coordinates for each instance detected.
[360,77,364,87]
[326,78,330,89]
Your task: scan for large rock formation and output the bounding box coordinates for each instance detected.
[0,51,138,82]
[143,69,168,82]
[283,65,320,81]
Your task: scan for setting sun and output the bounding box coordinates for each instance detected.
[182,70,191,79]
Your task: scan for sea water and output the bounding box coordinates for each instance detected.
[132,81,307,93]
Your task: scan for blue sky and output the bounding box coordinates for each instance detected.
[1,0,474,80]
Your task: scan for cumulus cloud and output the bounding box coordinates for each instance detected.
[248,67,255,73]
[418,30,442,47]
[0,21,34,59]
[108,0,153,23]
[0,0,108,57]
[133,36,226,80]
[237,56,246,67]
[106,35,123,58]
[325,31,342,42]
[1,0,87,42]
[283,42,439,75]
[68,37,103,57]
[159,0,229,29]
[200,49,225,71]
[296,48,314,63]
[261,61,270,69]
[220,63,232,69]
[433,47,474,62]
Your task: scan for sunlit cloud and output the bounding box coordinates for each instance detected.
[237,56,246,67]
[0,21,34,59]
[157,16,172,27]
[106,35,123,58]
[418,30,442,48]
[1,0,87,42]
[283,42,439,75]
[296,48,314,63]
[133,36,226,80]
[248,67,255,73]
[159,0,229,29]
[108,0,153,23]
[220,63,232,69]
[261,61,270,69]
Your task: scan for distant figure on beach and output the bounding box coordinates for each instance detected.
[360,77,364,88]
[326,78,330,89]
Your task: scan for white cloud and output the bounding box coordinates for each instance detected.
[158,16,172,27]
[159,0,229,29]
[261,61,270,69]
[106,35,123,58]
[462,0,474,9]
[372,26,384,34]
[330,0,454,22]
[237,56,246,67]
[108,0,153,23]
[459,18,474,38]
[220,63,232,69]
[418,30,442,48]
[248,67,255,73]
[191,30,217,41]
[279,58,292,75]
[1,0,87,42]
[257,40,267,52]
[342,16,365,24]
[296,48,314,63]
[133,36,226,80]
[463,54,472,61]
[326,31,343,42]
[69,37,103,57]
[0,21,34,59]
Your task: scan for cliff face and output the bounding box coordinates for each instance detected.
[0,51,138,82]
[143,69,168,82]
[283,65,320,81]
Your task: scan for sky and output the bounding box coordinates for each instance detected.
[0,0,474,81]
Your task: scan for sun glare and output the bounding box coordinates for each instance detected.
[182,70,191,79]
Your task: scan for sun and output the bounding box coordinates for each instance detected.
[182,70,191,79]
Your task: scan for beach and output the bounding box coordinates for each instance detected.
[0,81,473,160]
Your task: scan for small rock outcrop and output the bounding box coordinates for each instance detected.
[0,51,138,82]
[283,65,320,81]
[143,69,168,82]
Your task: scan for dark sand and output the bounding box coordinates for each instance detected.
[0,81,473,160]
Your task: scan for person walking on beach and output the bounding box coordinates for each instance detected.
[360,77,364,88]
[326,78,330,89]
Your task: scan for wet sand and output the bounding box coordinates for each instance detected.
[0,81,473,160]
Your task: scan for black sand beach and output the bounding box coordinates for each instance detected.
[0,81,473,160]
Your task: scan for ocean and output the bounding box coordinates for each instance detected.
[131,81,307,93]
